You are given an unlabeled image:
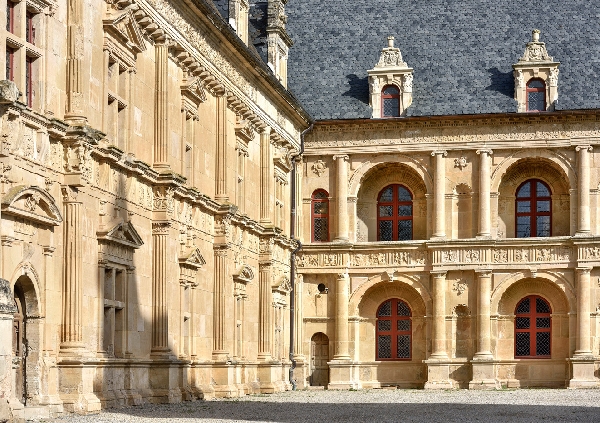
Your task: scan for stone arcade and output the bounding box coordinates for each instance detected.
[1,0,600,421]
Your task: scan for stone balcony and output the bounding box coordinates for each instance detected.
[296,236,600,273]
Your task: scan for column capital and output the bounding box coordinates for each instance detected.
[430,270,447,278]
[152,221,171,235]
[333,154,350,162]
[575,145,593,153]
[431,150,447,157]
[475,269,493,277]
[61,185,80,203]
[336,272,349,280]
[576,267,593,275]
[476,149,494,155]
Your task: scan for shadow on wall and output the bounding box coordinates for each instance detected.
[486,67,514,98]
[104,401,600,422]
[343,74,370,105]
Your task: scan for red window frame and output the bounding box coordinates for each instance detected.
[381,84,400,118]
[376,298,412,361]
[377,184,413,241]
[25,55,33,107]
[26,11,35,45]
[6,47,14,81]
[526,78,546,112]
[6,1,14,33]
[514,295,551,359]
[515,179,552,238]
[311,189,329,242]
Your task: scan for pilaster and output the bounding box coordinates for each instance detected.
[215,90,228,202]
[431,151,447,239]
[576,145,592,235]
[65,0,86,124]
[257,261,273,362]
[476,149,493,238]
[333,273,350,360]
[333,155,349,243]
[260,127,273,224]
[153,36,170,169]
[151,222,172,357]
[212,246,230,361]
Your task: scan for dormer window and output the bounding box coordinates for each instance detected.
[526,79,546,112]
[382,85,400,117]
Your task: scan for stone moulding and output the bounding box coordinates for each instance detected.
[1,185,62,226]
[96,220,144,250]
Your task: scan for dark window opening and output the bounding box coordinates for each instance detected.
[515,295,551,358]
[377,184,413,241]
[526,79,546,112]
[311,189,329,242]
[515,179,551,238]
[376,298,412,360]
[381,85,400,117]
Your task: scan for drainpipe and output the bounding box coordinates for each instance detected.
[289,122,313,390]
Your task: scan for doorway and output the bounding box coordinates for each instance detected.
[310,332,329,387]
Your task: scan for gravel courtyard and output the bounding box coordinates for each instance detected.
[50,389,600,423]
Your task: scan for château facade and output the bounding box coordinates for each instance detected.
[2,0,600,421]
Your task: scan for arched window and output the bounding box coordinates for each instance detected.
[311,189,329,242]
[526,79,546,112]
[515,295,551,358]
[381,85,400,117]
[376,298,411,360]
[515,179,551,238]
[377,184,413,241]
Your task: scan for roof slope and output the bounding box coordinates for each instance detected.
[286,0,600,119]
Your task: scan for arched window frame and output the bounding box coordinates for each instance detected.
[515,179,552,238]
[377,184,413,241]
[526,78,546,112]
[376,298,412,361]
[514,295,552,358]
[381,84,400,118]
[311,189,330,242]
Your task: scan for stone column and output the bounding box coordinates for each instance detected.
[153,36,170,169]
[474,270,493,358]
[432,151,447,238]
[60,186,85,353]
[477,149,493,238]
[574,267,592,356]
[576,146,592,235]
[430,271,448,359]
[260,127,273,224]
[333,155,349,242]
[151,222,171,356]
[215,91,228,202]
[333,273,350,360]
[293,274,304,359]
[257,262,273,361]
[65,0,86,123]
[212,246,229,361]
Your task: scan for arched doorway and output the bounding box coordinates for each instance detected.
[13,283,26,404]
[310,332,329,387]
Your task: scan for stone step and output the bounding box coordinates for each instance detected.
[24,406,50,420]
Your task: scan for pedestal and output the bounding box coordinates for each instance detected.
[148,359,183,403]
[469,359,499,390]
[212,362,238,398]
[327,360,357,390]
[257,362,286,393]
[423,359,453,390]
[568,357,598,388]
[57,360,101,413]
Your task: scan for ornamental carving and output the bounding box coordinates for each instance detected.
[493,249,508,263]
[2,185,63,226]
[442,250,458,263]
[454,156,468,170]
[311,160,327,177]
[519,30,553,62]
[452,279,467,296]
[153,186,175,213]
[465,249,480,263]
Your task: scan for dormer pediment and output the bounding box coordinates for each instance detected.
[233,264,254,284]
[272,275,291,293]
[1,185,62,226]
[181,77,207,120]
[103,9,147,68]
[97,220,144,249]
[179,246,206,269]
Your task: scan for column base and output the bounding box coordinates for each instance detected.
[257,362,287,393]
[148,359,184,403]
[57,360,101,413]
[212,362,238,398]
[327,360,357,390]
[423,359,453,390]
[469,359,499,390]
[568,357,598,388]
[291,356,308,389]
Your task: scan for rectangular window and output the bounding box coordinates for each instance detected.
[6,47,14,81]
[6,1,14,33]
[25,12,35,45]
[25,56,33,107]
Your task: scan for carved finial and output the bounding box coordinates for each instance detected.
[532,29,540,42]
[387,35,395,48]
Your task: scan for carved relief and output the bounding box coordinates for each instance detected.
[452,279,467,296]
[311,160,327,177]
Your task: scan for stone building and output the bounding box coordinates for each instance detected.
[2,0,600,421]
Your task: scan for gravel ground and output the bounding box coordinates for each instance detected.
[49,389,600,423]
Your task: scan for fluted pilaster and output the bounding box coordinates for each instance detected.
[65,0,85,123]
[151,222,171,355]
[212,246,229,360]
[153,38,169,168]
[215,92,228,202]
[260,127,273,224]
[258,262,273,361]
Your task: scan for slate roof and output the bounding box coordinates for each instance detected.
[285,0,600,120]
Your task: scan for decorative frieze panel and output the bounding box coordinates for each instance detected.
[1,185,62,226]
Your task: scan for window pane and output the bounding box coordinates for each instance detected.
[516,216,531,238]
[380,187,393,202]
[517,201,531,213]
[379,220,393,241]
[397,335,410,358]
[383,86,399,95]
[398,205,412,216]
[379,206,393,217]
[536,200,550,213]
[397,301,411,316]
[536,182,550,197]
[515,332,530,356]
[378,300,391,317]
[398,186,412,201]
[398,220,412,241]
[536,297,551,314]
[397,319,410,331]
[313,218,328,241]
[313,191,327,199]
[536,317,551,329]
[313,201,328,214]
[517,182,531,198]
[528,91,545,111]
[515,317,530,329]
[516,298,530,314]
[378,320,391,331]
[383,97,399,117]
[528,80,545,89]
[536,215,550,237]
[378,335,391,359]
[536,332,551,356]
